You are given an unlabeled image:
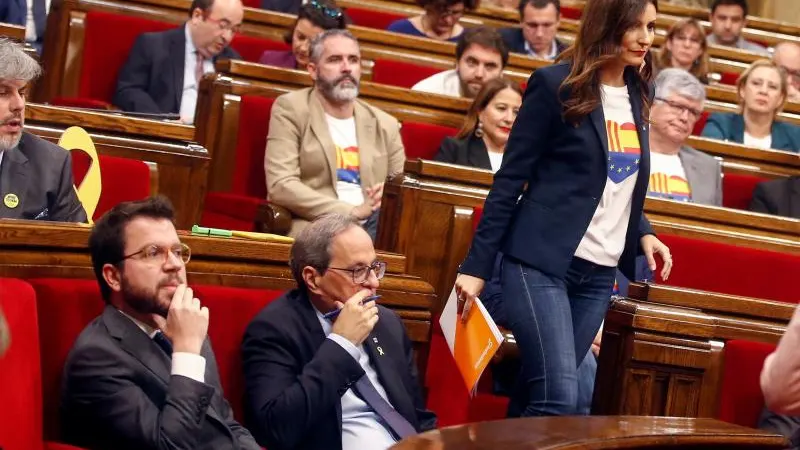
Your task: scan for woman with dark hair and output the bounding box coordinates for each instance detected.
[259,0,347,70]
[655,18,709,84]
[435,78,523,171]
[455,0,672,417]
[386,0,479,42]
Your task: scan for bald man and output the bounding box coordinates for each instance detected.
[774,42,800,103]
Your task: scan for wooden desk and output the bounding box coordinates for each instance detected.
[593,283,794,418]
[23,103,208,229]
[0,219,435,371]
[0,22,26,41]
[391,416,787,449]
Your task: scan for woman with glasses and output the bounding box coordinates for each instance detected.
[386,0,479,42]
[702,59,800,152]
[654,18,709,84]
[259,0,347,70]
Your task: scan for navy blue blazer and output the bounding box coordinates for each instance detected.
[701,112,800,153]
[113,26,240,115]
[0,0,26,25]
[460,63,654,282]
[498,27,569,57]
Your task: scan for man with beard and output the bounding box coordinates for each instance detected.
[113,0,243,123]
[60,196,260,450]
[0,38,86,223]
[265,29,406,239]
[411,26,508,98]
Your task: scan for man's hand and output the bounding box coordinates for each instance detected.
[365,183,384,211]
[153,284,209,355]
[331,289,379,346]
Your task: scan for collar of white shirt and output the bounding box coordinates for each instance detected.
[525,39,558,60]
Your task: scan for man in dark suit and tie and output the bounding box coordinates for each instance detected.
[0,38,86,223]
[498,0,568,59]
[0,0,49,53]
[113,0,243,123]
[749,176,800,219]
[60,196,260,450]
[241,213,437,450]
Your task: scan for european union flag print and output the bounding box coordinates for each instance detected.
[606,120,641,184]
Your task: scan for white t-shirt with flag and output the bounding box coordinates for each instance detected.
[574,84,641,267]
[648,152,692,202]
[325,114,365,206]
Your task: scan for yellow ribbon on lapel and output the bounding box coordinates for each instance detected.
[58,127,101,223]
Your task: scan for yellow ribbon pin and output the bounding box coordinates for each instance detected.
[3,193,19,209]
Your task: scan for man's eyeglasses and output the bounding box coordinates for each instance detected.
[327,261,387,284]
[437,7,465,18]
[655,97,703,121]
[203,16,242,34]
[673,34,703,46]
[309,0,343,18]
[120,243,192,266]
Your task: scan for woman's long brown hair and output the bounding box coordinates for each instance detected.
[557,0,658,125]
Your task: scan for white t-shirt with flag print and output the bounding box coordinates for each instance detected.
[574,84,641,267]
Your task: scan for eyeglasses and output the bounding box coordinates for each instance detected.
[673,34,703,46]
[779,65,800,83]
[437,7,465,18]
[327,261,387,285]
[309,0,343,18]
[655,96,703,121]
[120,243,192,266]
[203,15,242,34]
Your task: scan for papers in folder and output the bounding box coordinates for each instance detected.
[439,286,505,394]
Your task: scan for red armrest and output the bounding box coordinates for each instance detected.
[50,97,113,110]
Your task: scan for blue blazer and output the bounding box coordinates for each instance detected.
[460,63,654,282]
[701,112,800,153]
[0,0,26,26]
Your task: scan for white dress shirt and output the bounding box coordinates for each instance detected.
[314,308,398,450]
[119,310,206,383]
[411,69,463,98]
[25,0,51,41]
[524,39,558,60]
[180,25,214,123]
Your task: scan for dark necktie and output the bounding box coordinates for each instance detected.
[153,331,173,356]
[195,52,205,85]
[32,0,47,40]
[351,375,417,440]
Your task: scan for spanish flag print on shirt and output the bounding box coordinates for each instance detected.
[647,152,692,202]
[606,120,641,184]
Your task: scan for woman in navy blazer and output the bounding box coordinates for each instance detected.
[702,60,800,153]
[258,0,347,70]
[455,0,672,417]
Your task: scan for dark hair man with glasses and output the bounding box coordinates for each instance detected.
[60,196,260,450]
[241,213,436,450]
[113,0,243,123]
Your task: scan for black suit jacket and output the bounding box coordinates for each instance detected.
[241,289,436,450]
[113,25,240,115]
[498,27,569,57]
[749,176,800,219]
[434,135,493,170]
[758,407,800,449]
[60,306,260,450]
[0,132,87,222]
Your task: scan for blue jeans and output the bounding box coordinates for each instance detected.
[501,255,616,417]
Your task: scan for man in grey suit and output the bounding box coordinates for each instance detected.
[648,68,722,207]
[60,196,260,450]
[0,38,86,223]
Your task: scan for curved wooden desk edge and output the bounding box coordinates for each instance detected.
[391,416,788,449]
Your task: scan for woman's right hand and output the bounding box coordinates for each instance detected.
[455,274,485,322]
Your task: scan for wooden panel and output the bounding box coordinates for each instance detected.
[0,22,26,41]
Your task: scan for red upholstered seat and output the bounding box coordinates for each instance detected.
[231,34,291,63]
[722,172,768,210]
[241,0,260,7]
[71,153,152,221]
[561,5,583,20]
[50,11,174,108]
[0,278,86,450]
[345,7,406,30]
[719,71,740,86]
[654,234,800,304]
[202,95,276,231]
[372,59,444,89]
[401,121,458,160]
[718,340,776,427]
[693,111,710,136]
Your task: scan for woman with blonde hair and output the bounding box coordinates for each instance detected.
[655,18,709,84]
[702,59,800,152]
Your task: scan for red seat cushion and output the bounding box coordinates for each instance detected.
[718,340,776,427]
[345,7,406,30]
[0,278,45,450]
[719,71,740,86]
[400,121,458,160]
[372,59,443,89]
[693,111,710,136]
[561,5,583,20]
[71,153,152,221]
[654,234,800,304]
[79,11,174,105]
[231,34,291,63]
[722,172,768,210]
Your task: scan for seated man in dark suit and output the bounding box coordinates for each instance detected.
[60,196,260,450]
[499,0,568,59]
[0,38,86,223]
[749,176,800,219]
[113,0,243,123]
[758,407,800,449]
[242,213,436,450]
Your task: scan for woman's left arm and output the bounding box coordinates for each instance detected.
[640,230,672,281]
